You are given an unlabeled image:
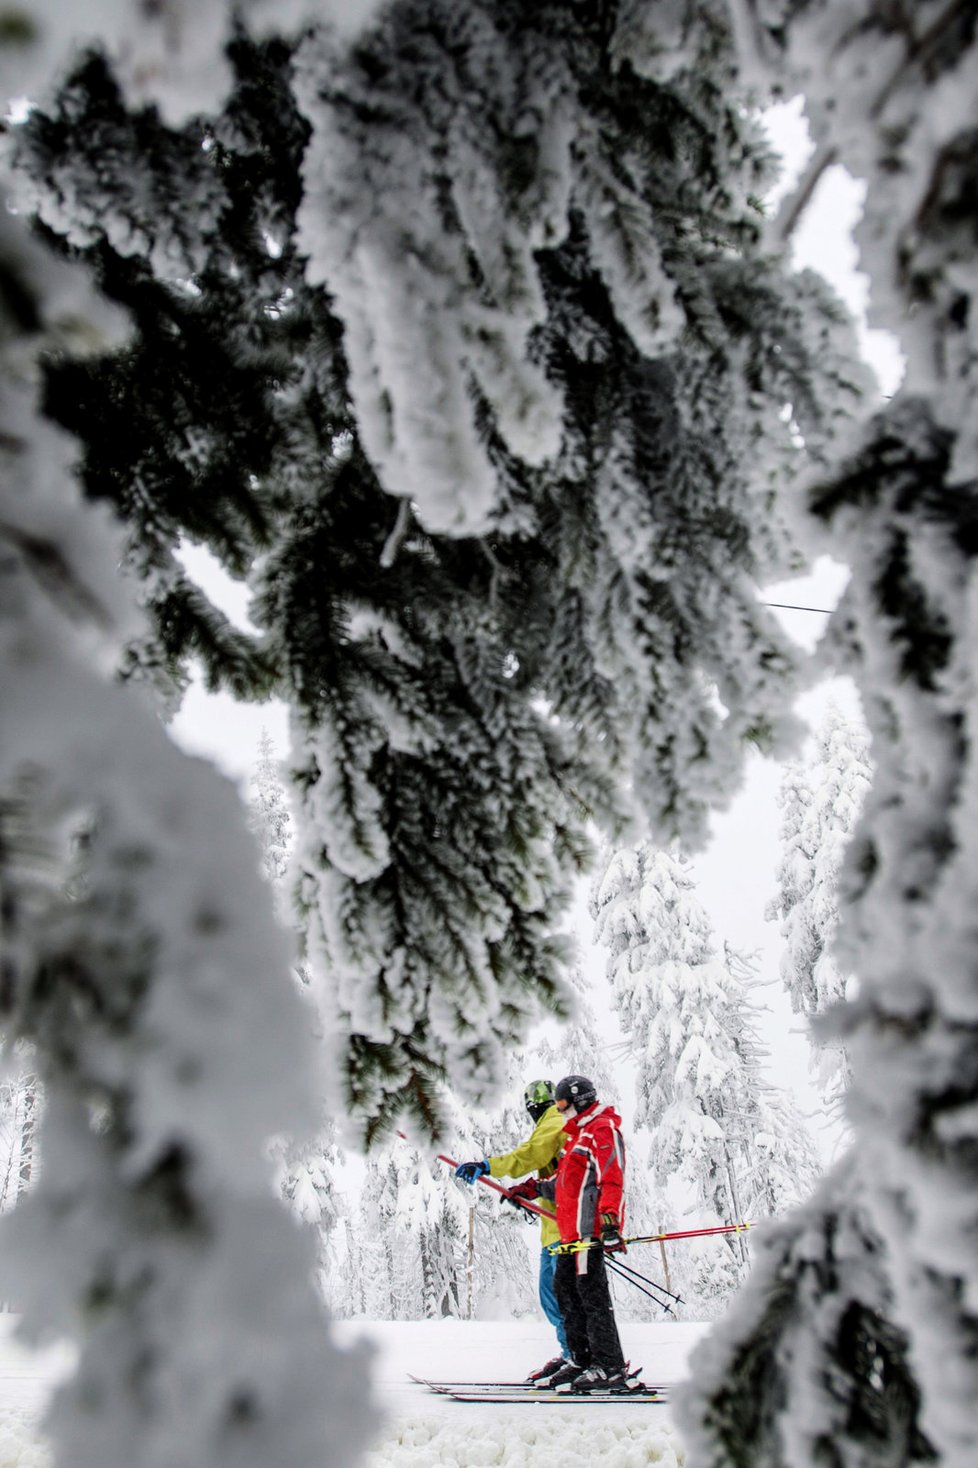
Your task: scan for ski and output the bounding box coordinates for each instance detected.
[414,1380,671,1396]
[408,1369,659,1393]
[408,1374,535,1391]
[440,1387,667,1404]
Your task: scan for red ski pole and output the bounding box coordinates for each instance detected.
[395,1131,552,1218]
[434,1150,552,1218]
[550,1220,756,1254]
[628,1222,755,1245]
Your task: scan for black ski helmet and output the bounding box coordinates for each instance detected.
[555,1075,597,1112]
[524,1078,555,1121]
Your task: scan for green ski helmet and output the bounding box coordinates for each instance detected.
[524,1078,555,1121]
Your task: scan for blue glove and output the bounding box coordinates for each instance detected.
[455,1159,490,1184]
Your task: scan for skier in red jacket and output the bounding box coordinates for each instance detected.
[508,1075,631,1393]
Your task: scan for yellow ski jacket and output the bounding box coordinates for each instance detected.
[488,1103,564,1247]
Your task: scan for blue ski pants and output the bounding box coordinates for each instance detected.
[539,1246,569,1356]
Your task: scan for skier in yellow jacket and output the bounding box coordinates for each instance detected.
[456,1079,569,1382]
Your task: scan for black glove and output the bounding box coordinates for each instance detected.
[600,1212,626,1252]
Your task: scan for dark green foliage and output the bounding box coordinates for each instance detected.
[28,39,316,695]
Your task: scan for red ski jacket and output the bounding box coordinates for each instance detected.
[549,1103,626,1244]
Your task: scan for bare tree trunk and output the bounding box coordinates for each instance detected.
[466,1205,475,1320]
[658,1235,673,1297]
[17,1075,37,1201]
[722,1141,750,1269]
[0,1085,16,1214]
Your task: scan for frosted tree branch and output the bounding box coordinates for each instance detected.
[379,496,412,569]
[772,143,839,246]
[871,0,974,117]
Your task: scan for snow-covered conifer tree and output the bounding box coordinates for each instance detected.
[532,966,623,1115]
[0,1046,39,1213]
[349,1137,469,1320]
[347,1154,413,1319]
[592,843,820,1315]
[767,706,872,1109]
[247,729,292,887]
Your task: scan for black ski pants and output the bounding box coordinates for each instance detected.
[554,1246,625,1373]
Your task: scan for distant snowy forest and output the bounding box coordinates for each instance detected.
[2,6,977,1468]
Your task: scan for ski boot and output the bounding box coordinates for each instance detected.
[547,1358,585,1389]
[526,1354,567,1384]
[570,1364,639,1394]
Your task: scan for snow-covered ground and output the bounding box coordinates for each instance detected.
[0,1316,71,1468]
[0,1315,705,1466]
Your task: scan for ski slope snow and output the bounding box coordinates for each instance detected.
[0,1315,704,1466]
